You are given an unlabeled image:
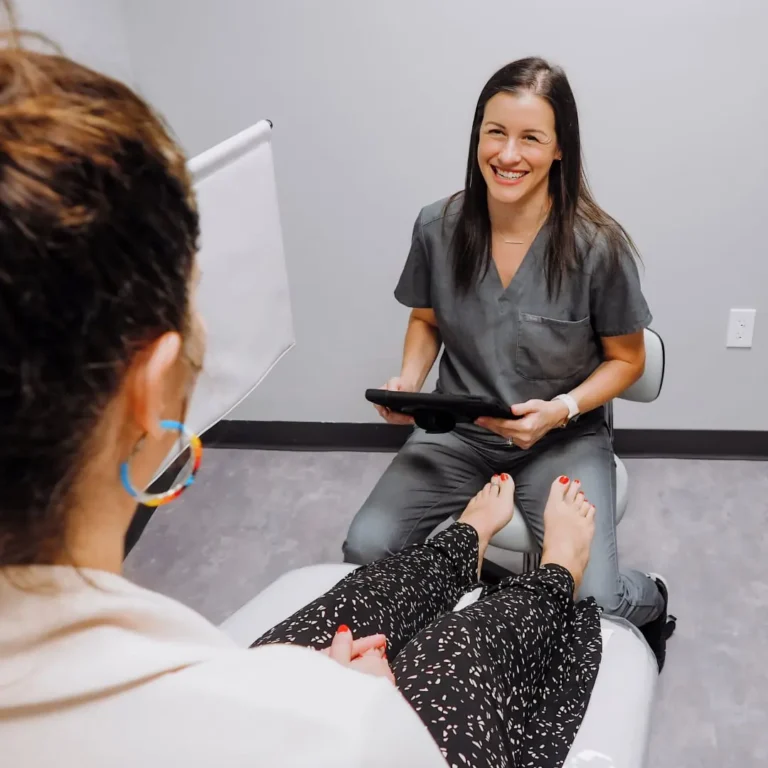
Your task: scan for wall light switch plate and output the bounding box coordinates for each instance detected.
[726,308,756,348]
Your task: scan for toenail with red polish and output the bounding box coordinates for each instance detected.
[501,473,510,481]
[337,625,350,634]
[559,476,570,484]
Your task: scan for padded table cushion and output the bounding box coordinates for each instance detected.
[220,563,656,768]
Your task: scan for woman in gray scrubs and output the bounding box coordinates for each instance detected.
[344,57,673,658]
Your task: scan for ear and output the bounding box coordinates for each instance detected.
[127,332,183,442]
[554,144,563,161]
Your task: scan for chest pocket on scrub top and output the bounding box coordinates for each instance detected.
[515,312,592,381]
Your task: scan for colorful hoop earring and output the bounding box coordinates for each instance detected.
[120,420,203,507]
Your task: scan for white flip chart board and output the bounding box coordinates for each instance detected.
[173,120,294,463]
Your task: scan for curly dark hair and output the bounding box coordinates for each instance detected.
[0,12,199,564]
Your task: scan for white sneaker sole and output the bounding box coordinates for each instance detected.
[647,572,668,590]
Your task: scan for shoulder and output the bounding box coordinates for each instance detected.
[56,645,428,765]
[147,646,398,732]
[416,193,462,231]
[162,647,446,764]
[172,645,404,716]
[574,214,638,276]
[410,194,462,261]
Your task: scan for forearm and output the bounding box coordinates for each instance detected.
[400,315,441,391]
[564,357,644,417]
[478,355,643,447]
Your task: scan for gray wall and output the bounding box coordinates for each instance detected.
[123,0,768,431]
[17,0,133,83]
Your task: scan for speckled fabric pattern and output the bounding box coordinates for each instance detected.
[253,523,602,768]
[253,523,479,656]
[397,563,602,767]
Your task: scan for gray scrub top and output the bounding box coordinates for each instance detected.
[394,196,652,443]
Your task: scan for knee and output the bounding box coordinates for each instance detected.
[578,581,624,616]
[343,507,401,565]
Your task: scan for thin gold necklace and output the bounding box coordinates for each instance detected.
[495,209,549,245]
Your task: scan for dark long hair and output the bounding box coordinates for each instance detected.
[450,57,639,296]
[0,10,198,564]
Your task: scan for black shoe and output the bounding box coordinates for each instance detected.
[638,574,677,673]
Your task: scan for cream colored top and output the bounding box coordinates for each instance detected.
[0,567,447,767]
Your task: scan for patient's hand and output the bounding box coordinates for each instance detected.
[347,651,395,683]
[323,627,395,684]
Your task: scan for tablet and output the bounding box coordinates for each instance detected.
[365,390,517,433]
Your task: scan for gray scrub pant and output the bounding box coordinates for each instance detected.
[343,419,664,627]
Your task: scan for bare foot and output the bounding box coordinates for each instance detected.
[540,476,596,595]
[458,474,515,577]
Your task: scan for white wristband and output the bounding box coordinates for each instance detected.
[554,393,580,424]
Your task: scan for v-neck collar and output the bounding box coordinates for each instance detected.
[488,220,550,296]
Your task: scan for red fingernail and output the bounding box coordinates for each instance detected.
[559,476,570,484]
[337,625,350,634]
[575,479,581,484]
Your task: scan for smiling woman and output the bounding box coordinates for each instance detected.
[347,56,676,670]
[452,57,640,296]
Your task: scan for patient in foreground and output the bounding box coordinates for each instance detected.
[0,24,601,768]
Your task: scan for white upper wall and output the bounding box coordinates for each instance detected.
[15,0,133,83]
[123,0,768,430]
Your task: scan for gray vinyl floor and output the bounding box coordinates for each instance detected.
[124,449,768,767]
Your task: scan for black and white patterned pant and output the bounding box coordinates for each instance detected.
[253,523,602,768]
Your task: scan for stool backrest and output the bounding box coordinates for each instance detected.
[618,328,665,403]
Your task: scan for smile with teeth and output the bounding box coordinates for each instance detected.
[493,167,528,180]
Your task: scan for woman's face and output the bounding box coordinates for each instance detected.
[477,91,561,207]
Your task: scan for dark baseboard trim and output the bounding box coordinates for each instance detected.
[205,420,409,452]
[124,452,189,559]
[203,421,768,460]
[610,430,768,460]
